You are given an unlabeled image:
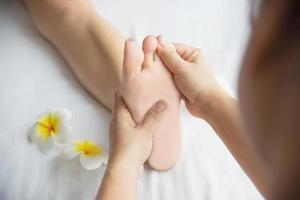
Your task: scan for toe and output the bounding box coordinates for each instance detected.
[142,35,158,68]
[123,39,144,78]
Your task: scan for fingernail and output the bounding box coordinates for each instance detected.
[154,100,167,112]
[158,36,168,48]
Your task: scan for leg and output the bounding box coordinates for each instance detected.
[24,0,124,110]
[24,0,181,170]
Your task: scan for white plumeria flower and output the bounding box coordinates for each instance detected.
[61,139,108,170]
[30,108,72,152]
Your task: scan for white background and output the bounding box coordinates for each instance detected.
[0,0,263,199]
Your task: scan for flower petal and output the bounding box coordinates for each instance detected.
[36,134,56,152]
[61,142,80,160]
[32,123,47,141]
[29,125,38,143]
[52,108,72,124]
[30,123,56,152]
[80,154,104,170]
[54,123,71,143]
[36,111,52,127]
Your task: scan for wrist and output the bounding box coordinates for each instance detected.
[199,87,232,121]
[106,154,141,180]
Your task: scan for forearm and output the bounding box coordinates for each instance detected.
[203,89,267,196]
[97,158,139,200]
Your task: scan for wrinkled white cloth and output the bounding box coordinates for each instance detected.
[0,0,263,199]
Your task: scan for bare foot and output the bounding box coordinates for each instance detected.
[120,36,181,171]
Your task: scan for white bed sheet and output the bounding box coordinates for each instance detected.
[0,0,263,199]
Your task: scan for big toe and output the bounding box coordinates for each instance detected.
[142,35,158,68]
[123,39,144,78]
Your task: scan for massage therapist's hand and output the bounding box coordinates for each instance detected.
[157,36,225,119]
[107,93,167,177]
[98,93,166,200]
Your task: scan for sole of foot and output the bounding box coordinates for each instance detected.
[120,36,181,171]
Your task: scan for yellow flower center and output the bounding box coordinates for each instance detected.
[36,113,60,140]
[74,140,102,157]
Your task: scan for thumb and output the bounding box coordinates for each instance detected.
[142,100,167,134]
[157,36,186,75]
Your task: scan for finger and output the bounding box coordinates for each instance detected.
[173,43,200,56]
[173,43,201,63]
[156,35,187,75]
[141,100,167,134]
[112,92,134,125]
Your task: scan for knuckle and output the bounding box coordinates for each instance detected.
[180,47,203,63]
[162,46,176,61]
[182,49,198,61]
[189,50,200,61]
[146,110,157,121]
